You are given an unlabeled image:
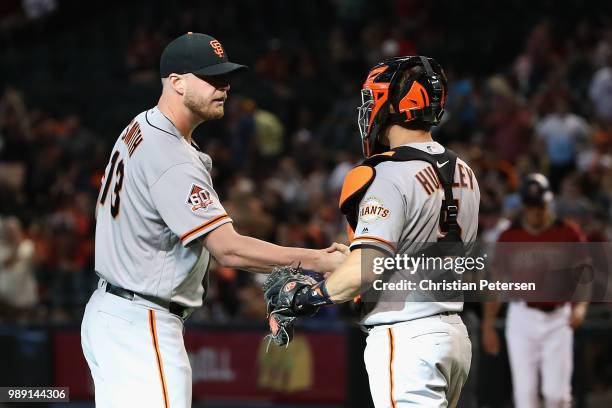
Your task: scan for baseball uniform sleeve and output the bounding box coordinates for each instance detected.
[150,163,232,246]
[349,176,405,255]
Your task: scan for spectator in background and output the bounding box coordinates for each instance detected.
[327,152,355,194]
[223,177,275,240]
[438,70,478,144]
[236,276,267,321]
[483,76,533,163]
[253,105,284,177]
[0,216,38,321]
[536,94,590,191]
[317,80,362,152]
[589,53,612,126]
[514,21,557,96]
[266,158,308,209]
[0,87,31,162]
[226,97,256,173]
[290,108,317,173]
[600,169,612,220]
[125,25,166,83]
[46,219,94,322]
[555,173,594,223]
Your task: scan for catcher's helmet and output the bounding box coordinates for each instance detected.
[357,56,447,157]
[520,173,553,206]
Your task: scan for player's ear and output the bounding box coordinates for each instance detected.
[169,74,186,95]
[379,125,391,146]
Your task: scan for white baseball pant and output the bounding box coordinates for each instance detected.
[81,280,192,407]
[364,313,471,407]
[505,302,573,408]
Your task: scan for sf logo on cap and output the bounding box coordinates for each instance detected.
[210,40,224,58]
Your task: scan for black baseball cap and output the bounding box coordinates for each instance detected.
[160,32,248,78]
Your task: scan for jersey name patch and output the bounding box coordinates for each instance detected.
[121,120,144,157]
[359,197,390,223]
[186,184,214,213]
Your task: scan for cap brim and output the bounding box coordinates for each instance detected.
[193,62,248,76]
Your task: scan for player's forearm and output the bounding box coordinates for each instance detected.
[231,237,322,273]
[213,233,321,273]
[203,223,325,273]
[325,250,363,303]
[325,248,383,303]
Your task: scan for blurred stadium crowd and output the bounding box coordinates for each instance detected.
[0,0,611,325]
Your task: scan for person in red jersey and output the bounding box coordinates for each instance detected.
[482,173,589,408]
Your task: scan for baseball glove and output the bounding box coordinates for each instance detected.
[262,265,318,348]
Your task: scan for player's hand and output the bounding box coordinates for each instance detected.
[325,242,349,255]
[315,244,348,274]
[481,324,500,355]
[321,243,349,278]
[569,303,588,329]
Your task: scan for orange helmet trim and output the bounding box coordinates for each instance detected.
[398,81,429,112]
[362,66,391,133]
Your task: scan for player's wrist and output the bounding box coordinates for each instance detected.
[292,281,334,316]
[292,248,319,272]
[311,248,330,273]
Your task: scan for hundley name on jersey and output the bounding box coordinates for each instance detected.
[415,161,475,195]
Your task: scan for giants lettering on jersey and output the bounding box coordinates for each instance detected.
[186,184,214,213]
[359,197,390,223]
[415,162,475,195]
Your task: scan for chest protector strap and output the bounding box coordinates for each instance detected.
[339,146,463,253]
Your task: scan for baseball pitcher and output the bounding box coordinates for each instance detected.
[80,32,345,408]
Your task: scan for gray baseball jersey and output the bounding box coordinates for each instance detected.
[349,141,480,325]
[95,106,232,307]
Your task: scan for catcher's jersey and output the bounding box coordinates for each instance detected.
[349,141,480,325]
[94,106,232,307]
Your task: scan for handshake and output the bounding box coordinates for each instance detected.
[262,243,348,348]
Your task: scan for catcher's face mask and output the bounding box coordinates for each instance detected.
[357,56,447,158]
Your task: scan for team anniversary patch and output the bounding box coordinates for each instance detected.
[359,196,390,223]
[186,183,214,213]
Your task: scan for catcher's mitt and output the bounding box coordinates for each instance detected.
[262,265,318,348]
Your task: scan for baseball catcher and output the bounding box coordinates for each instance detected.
[263,55,480,408]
